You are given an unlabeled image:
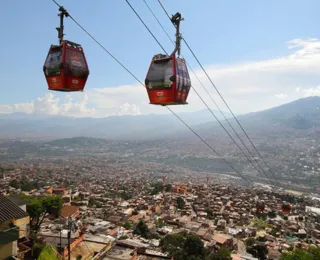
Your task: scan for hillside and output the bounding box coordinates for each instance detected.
[0,109,230,141]
[195,96,320,136]
[0,96,319,140]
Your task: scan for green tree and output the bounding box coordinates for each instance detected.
[209,247,232,260]
[308,246,320,259]
[183,234,204,256]
[270,227,280,237]
[27,196,62,230]
[268,211,277,218]
[247,244,268,260]
[133,219,149,238]
[150,182,163,195]
[280,247,320,260]
[205,208,214,220]
[122,221,132,229]
[160,234,185,256]
[176,197,185,209]
[160,233,208,260]
[155,218,165,228]
[253,218,267,230]
[132,209,139,215]
[245,237,256,247]
[280,249,313,260]
[165,184,172,192]
[9,179,21,189]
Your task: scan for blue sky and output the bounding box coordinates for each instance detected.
[0,0,319,117]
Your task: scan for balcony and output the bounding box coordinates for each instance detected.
[0,225,19,245]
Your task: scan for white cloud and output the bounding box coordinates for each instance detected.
[0,93,95,117]
[295,86,320,97]
[274,93,288,99]
[1,38,320,117]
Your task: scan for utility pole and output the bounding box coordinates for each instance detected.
[67,217,72,260]
[59,225,62,254]
[162,176,167,206]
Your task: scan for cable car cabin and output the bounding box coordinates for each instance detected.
[256,201,265,212]
[145,54,191,106]
[43,40,89,92]
[282,202,291,214]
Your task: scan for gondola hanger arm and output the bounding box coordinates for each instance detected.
[171,12,184,56]
[56,6,70,45]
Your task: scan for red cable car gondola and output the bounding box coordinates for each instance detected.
[43,6,89,92]
[282,202,291,214]
[145,13,191,106]
[256,200,265,213]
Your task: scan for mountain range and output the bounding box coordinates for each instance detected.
[0,96,319,141]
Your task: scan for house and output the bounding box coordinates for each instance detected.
[61,205,81,220]
[0,194,30,259]
[212,233,234,251]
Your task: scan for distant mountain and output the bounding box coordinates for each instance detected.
[0,96,319,140]
[195,96,320,136]
[47,136,111,147]
[0,109,231,141]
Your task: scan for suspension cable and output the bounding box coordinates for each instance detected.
[50,0,250,185]
[142,0,275,185]
[156,0,281,186]
[127,0,272,184]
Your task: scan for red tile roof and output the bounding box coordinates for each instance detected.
[61,205,80,218]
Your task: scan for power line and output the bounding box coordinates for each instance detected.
[167,106,250,184]
[125,0,167,54]
[156,0,281,186]
[50,0,250,184]
[127,0,271,183]
[141,0,275,185]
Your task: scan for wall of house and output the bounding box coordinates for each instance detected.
[13,216,30,238]
[0,220,12,230]
[63,233,85,258]
[19,204,27,212]
[0,241,17,260]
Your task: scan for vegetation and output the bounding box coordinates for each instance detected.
[9,176,41,191]
[160,233,226,260]
[119,235,128,240]
[19,195,62,230]
[268,210,277,218]
[88,197,102,208]
[205,208,214,220]
[270,227,281,237]
[245,238,268,260]
[150,182,164,195]
[133,219,150,238]
[122,221,132,229]
[281,247,320,260]
[155,218,165,228]
[176,197,185,209]
[32,242,46,259]
[253,218,267,230]
[208,247,232,260]
[245,238,256,247]
[165,184,172,192]
[132,209,139,215]
[38,245,59,260]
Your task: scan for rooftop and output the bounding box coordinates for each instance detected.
[0,194,28,222]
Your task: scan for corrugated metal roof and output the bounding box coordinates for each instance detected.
[0,194,28,222]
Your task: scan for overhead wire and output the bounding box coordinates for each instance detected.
[50,0,250,185]
[156,0,281,186]
[128,0,273,184]
[141,0,275,185]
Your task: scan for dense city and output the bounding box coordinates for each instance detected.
[0,137,320,260]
